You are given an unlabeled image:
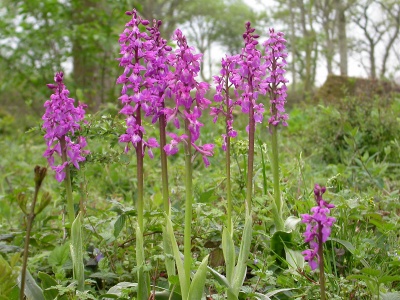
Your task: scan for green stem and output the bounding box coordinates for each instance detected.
[60,136,75,225]
[270,125,284,231]
[159,109,170,216]
[246,101,255,213]
[183,117,193,290]
[318,226,326,300]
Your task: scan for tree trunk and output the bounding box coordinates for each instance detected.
[289,0,297,91]
[336,0,348,76]
[71,0,102,110]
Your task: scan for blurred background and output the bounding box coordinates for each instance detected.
[0,0,399,129]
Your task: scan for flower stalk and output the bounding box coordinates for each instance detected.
[183,118,193,289]
[264,29,289,230]
[60,137,75,225]
[43,72,88,226]
[224,76,233,234]
[163,28,213,299]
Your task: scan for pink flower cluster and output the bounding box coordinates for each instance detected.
[301,184,336,270]
[43,72,89,182]
[117,12,214,166]
[211,23,289,149]
[263,29,289,127]
[117,9,173,157]
[163,29,214,166]
[234,22,266,130]
[211,55,240,151]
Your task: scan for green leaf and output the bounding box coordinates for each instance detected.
[361,267,381,277]
[253,293,272,300]
[136,226,149,300]
[381,292,400,300]
[265,288,296,297]
[162,225,176,281]
[70,213,85,291]
[284,216,301,231]
[271,231,292,263]
[329,237,369,268]
[347,274,375,282]
[166,216,188,299]
[38,272,67,300]
[207,266,230,286]
[285,248,304,270]
[188,255,209,300]
[378,275,400,285]
[113,214,126,238]
[48,243,70,268]
[222,227,235,283]
[103,282,137,300]
[19,269,45,300]
[232,212,252,296]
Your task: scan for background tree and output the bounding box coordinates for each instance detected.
[179,0,261,82]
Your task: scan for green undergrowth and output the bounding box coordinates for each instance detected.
[0,96,399,299]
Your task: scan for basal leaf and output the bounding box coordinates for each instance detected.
[188,255,209,300]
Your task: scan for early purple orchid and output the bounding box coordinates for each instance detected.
[263,29,289,127]
[211,54,240,151]
[43,72,89,182]
[117,9,170,156]
[301,184,336,270]
[164,29,214,166]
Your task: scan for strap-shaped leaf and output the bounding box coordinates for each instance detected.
[232,212,252,296]
[207,266,232,289]
[162,225,176,280]
[188,255,209,300]
[166,216,188,299]
[136,226,149,299]
[70,213,84,291]
[18,269,45,300]
[222,227,235,283]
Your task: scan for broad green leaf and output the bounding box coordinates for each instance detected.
[285,248,304,271]
[103,282,137,300]
[188,255,209,300]
[166,217,188,299]
[381,292,400,300]
[70,213,85,291]
[233,213,252,296]
[361,267,381,277]
[113,214,126,238]
[222,227,235,283]
[284,216,301,231]
[48,243,70,268]
[18,269,45,300]
[207,266,233,290]
[271,231,292,261]
[378,275,400,285]
[38,272,67,300]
